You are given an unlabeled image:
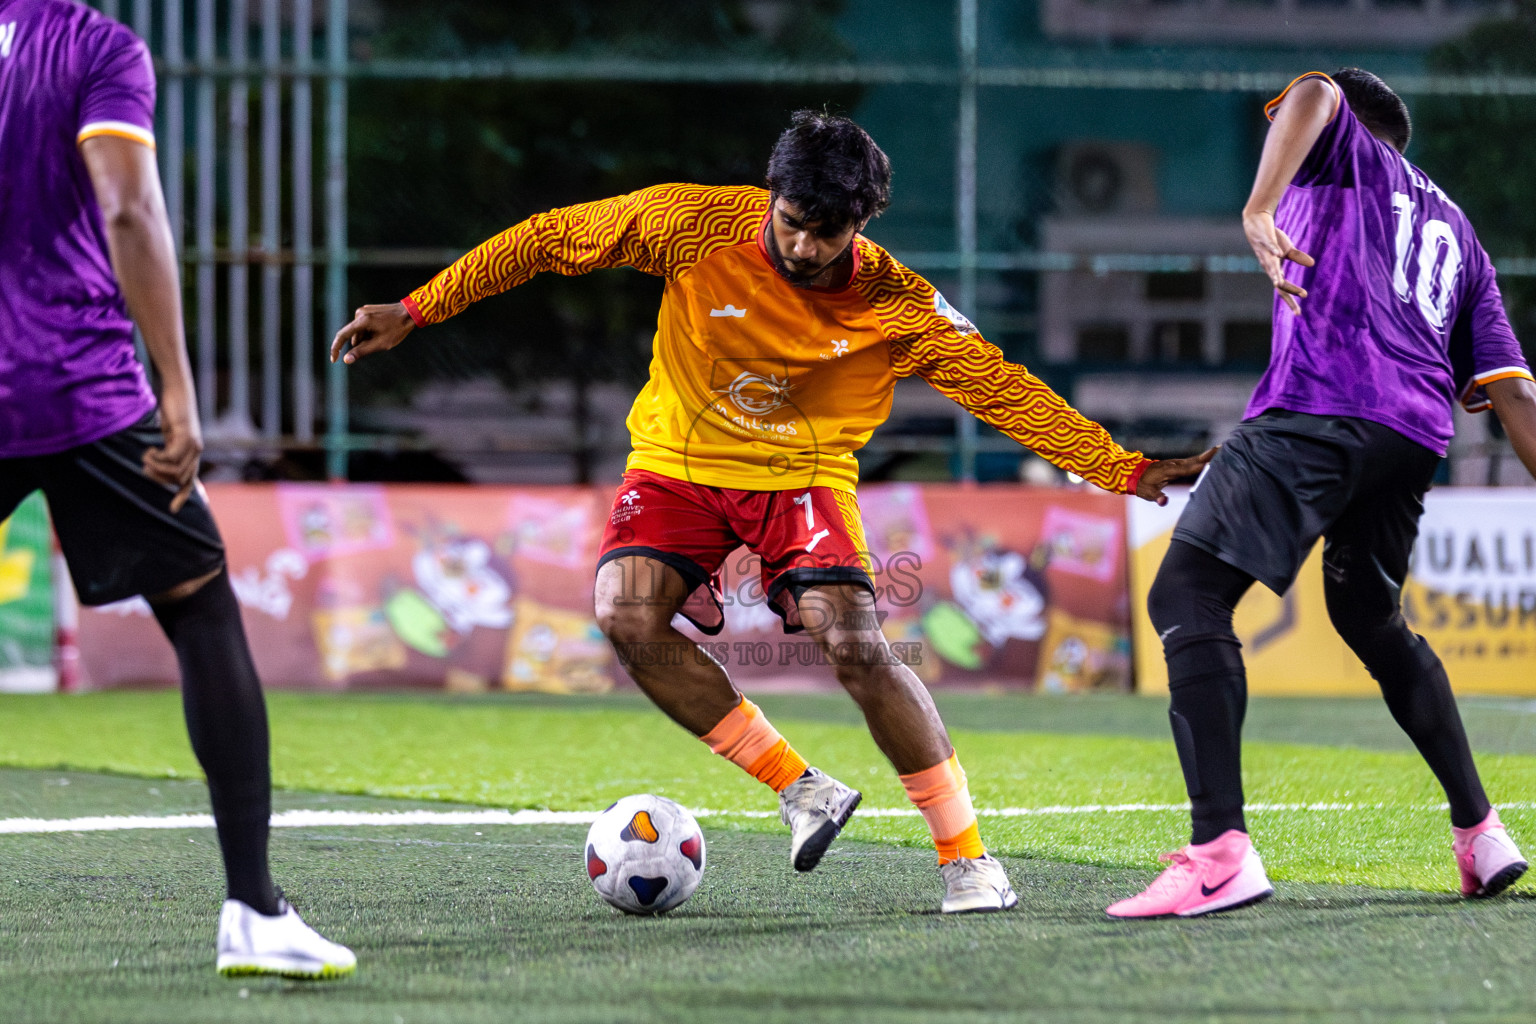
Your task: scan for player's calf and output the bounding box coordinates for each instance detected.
[901,753,1017,913]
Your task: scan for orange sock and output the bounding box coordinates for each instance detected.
[900,752,987,864]
[700,697,809,793]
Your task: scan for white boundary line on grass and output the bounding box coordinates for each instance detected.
[2,801,1533,835]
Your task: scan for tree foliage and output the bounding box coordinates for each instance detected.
[345,1,857,403]
[1418,3,1536,347]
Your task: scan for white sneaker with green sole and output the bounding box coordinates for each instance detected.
[217,898,356,979]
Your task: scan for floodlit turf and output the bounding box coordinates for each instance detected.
[2,691,1535,894]
[3,768,1536,1024]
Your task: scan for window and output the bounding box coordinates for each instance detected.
[1223,321,1271,365]
[1154,321,1204,363]
[1145,271,1206,302]
[1077,325,1131,362]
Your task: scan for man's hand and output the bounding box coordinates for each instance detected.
[143,382,204,513]
[1243,208,1314,315]
[331,303,415,364]
[1136,447,1218,506]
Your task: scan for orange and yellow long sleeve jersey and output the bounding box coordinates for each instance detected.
[403,184,1149,494]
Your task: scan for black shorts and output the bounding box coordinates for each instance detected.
[0,413,225,606]
[1173,409,1440,595]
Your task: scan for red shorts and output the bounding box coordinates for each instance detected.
[597,469,872,634]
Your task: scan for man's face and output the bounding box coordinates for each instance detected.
[765,198,863,287]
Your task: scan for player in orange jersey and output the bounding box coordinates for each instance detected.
[332,111,1210,913]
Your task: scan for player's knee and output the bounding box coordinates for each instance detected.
[1326,595,1406,655]
[1147,567,1241,664]
[594,598,667,648]
[1146,567,1187,637]
[1146,562,1225,645]
[146,564,224,606]
[826,640,894,697]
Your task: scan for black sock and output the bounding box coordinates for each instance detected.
[1149,541,1256,846]
[152,568,279,914]
[1168,669,1248,845]
[1323,542,1491,830]
[1337,615,1489,828]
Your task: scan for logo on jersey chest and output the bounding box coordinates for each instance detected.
[707,358,801,437]
[716,371,791,416]
[0,23,18,59]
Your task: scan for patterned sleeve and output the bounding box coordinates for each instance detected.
[863,252,1150,494]
[403,184,763,326]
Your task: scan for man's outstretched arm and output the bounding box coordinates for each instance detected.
[1487,376,1536,480]
[80,134,201,512]
[1243,74,1333,314]
[329,192,650,366]
[892,327,1213,504]
[331,183,742,365]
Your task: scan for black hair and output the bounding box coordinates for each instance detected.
[765,110,891,230]
[1332,67,1411,153]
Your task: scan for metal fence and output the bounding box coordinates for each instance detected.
[93,0,1535,481]
[91,0,349,476]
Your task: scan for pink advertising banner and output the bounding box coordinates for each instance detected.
[75,483,1131,694]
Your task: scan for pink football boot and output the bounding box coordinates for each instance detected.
[1453,808,1527,898]
[1106,829,1274,919]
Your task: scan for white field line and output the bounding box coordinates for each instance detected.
[2,801,1534,836]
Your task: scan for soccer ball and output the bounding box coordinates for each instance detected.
[584,794,705,915]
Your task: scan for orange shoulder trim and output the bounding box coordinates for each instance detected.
[1264,72,1340,124]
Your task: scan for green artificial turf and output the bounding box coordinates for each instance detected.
[1,692,1533,893]
[2,768,1535,1024]
[4,694,1536,1023]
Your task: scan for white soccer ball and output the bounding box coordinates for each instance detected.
[584,794,705,915]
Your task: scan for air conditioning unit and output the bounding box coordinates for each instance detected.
[1054,141,1160,217]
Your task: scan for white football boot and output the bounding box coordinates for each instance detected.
[779,767,862,872]
[940,854,1019,914]
[217,898,357,979]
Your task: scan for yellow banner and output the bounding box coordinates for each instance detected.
[1130,488,1536,697]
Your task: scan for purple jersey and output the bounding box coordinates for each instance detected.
[1245,72,1532,455]
[0,0,158,458]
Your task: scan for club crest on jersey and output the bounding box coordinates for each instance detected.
[933,291,977,334]
[715,370,791,417]
[704,358,802,439]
